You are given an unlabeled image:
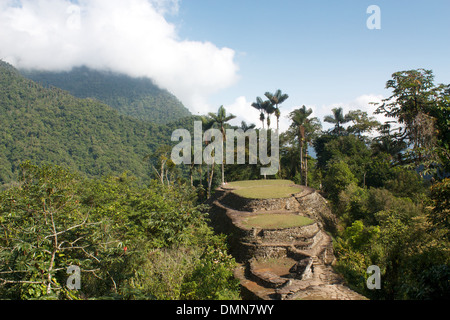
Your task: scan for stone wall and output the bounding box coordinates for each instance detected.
[219,191,301,212]
[259,223,320,243]
[294,191,338,233]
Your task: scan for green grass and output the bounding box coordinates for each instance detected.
[227,179,294,188]
[227,180,302,199]
[242,214,314,229]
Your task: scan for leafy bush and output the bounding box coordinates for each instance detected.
[0,163,241,300]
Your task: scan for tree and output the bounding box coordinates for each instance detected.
[346,110,380,138]
[239,121,256,131]
[251,97,275,129]
[0,162,120,299]
[265,89,289,131]
[323,160,358,201]
[251,97,266,129]
[428,178,450,240]
[207,106,236,185]
[371,122,407,163]
[145,145,175,186]
[374,69,449,176]
[324,107,353,136]
[262,99,276,129]
[288,106,321,186]
[375,69,436,142]
[200,116,217,199]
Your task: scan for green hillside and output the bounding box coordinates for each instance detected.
[0,60,184,185]
[21,66,191,124]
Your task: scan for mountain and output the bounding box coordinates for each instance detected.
[20,66,191,124]
[0,60,189,185]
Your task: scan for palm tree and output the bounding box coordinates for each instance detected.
[290,106,312,184]
[240,121,256,131]
[289,106,321,186]
[200,116,216,198]
[208,106,236,185]
[251,97,266,129]
[262,100,276,129]
[265,89,289,131]
[302,118,322,187]
[324,107,352,136]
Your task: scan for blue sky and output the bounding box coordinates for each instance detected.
[1,0,449,132]
[172,0,450,130]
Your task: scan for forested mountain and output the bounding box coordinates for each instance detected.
[21,66,191,124]
[0,60,192,185]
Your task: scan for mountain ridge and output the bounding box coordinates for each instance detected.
[0,60,193,185]
[20,66,191,124]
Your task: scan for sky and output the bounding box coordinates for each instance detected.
[1,0,449,132]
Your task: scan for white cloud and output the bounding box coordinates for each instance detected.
[313,94,391,131]
[223,96,293,133]
[223,96,258,127]
[0,0,239,114]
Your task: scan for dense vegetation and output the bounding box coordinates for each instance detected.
[0,58,448,300]
[21,66,191,124]
[0,61,237,300]
[270,70,448,300]
[0,60,199,186]
[214,70,449,300]
[0,162,239,299]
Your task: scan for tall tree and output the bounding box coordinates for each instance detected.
[265,89,289,131]
[324,107,353,136]
[374,69,449,176]
[302,117,322,187]
[207,106,236,185]
[262,99,275,129]
[289,106,321,186]
[201,116,217,199]
[251,97,266,129]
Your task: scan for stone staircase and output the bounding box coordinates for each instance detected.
[208,185,366,300]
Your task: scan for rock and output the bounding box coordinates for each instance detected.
[289,257,314,280]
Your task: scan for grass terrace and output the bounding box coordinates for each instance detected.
[226,180,303,199]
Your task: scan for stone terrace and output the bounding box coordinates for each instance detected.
[208,181,366,300]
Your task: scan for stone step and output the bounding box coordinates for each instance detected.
[234,264,278,300]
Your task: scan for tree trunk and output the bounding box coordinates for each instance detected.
[305,148,308,187]
[207,165,214,199]
[221,129,225,185]
[160,161,165,185]
[222,161,225,185]
[300,142,304,184]
[299,128,304,185]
